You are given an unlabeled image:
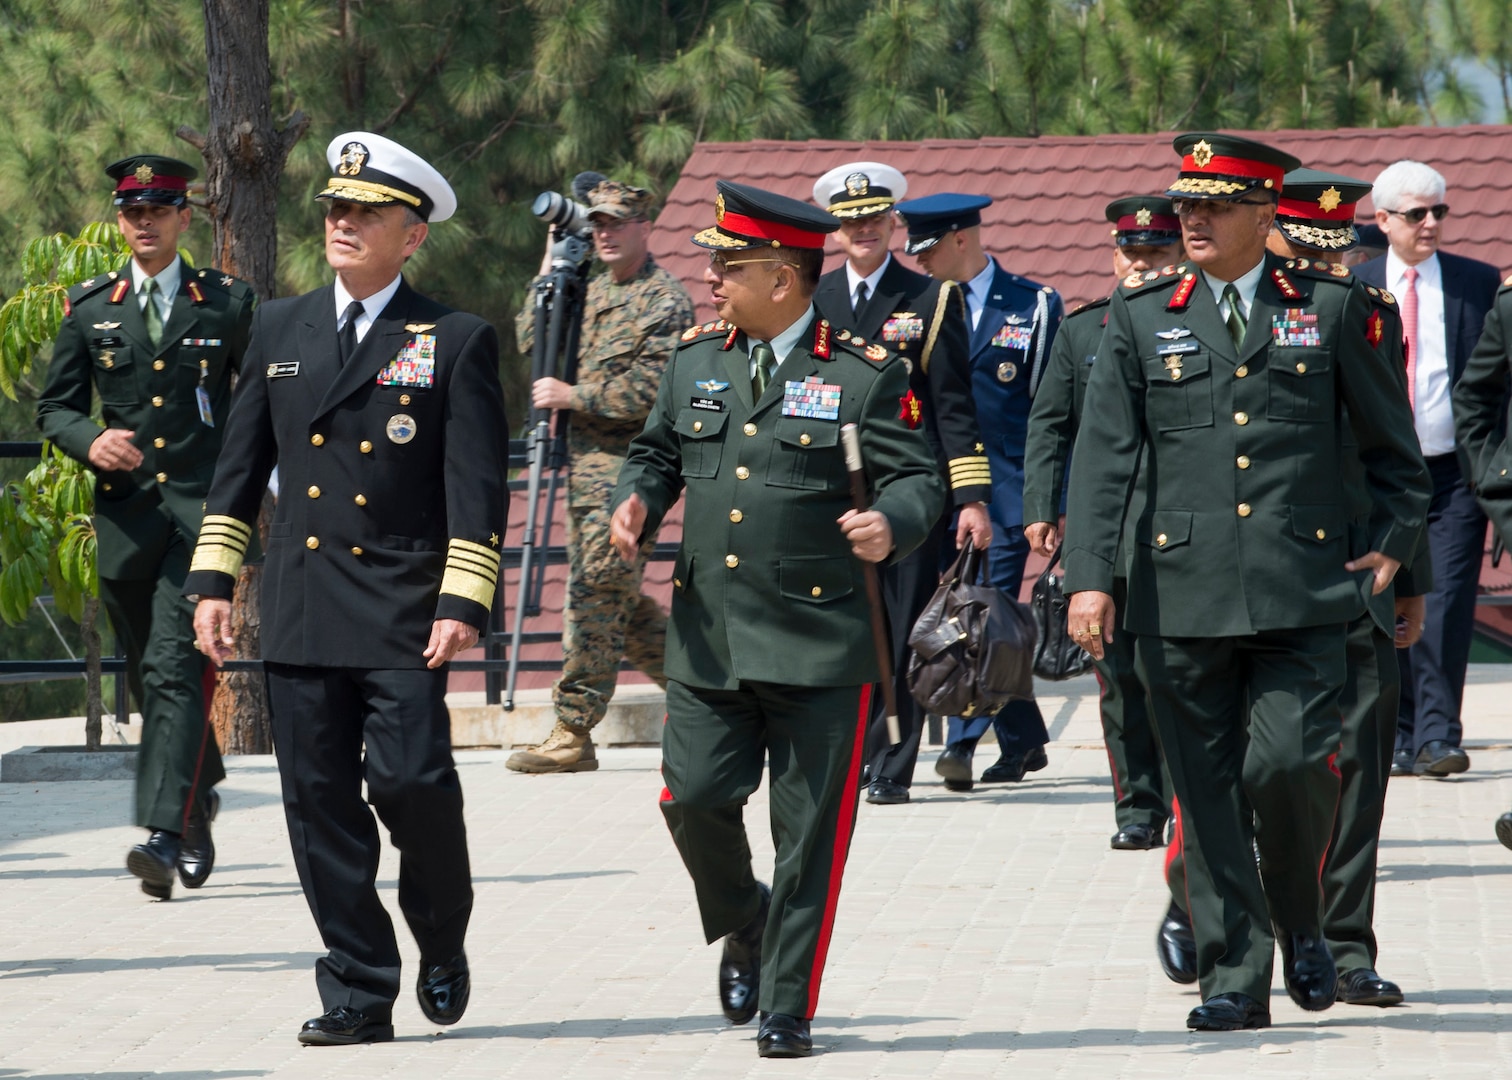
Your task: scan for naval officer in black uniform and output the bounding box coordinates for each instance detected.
[185,132,508,1046]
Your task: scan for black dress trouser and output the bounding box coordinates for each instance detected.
[265,662,473,1020]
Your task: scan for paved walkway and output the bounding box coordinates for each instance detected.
[4,669,1512,1080]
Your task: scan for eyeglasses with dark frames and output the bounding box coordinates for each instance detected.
[1385,204,1450,225]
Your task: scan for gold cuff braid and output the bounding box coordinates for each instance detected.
[189,514,252,578]
[440,538,502,609]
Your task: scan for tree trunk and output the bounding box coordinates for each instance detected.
[82,595,102,752]
[184,0,308,753]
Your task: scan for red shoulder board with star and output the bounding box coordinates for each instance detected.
[108,279,130,304]
[722,325,738,351]
[1167,273,1197,311]
[899,389,922,429]
[186,280,206,304]
[813,319,832,360]
[62,295,71,317]
[1365,309,1384,348]
[1271,269,1300,299]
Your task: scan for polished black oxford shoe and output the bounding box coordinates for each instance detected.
[1156,900,1198,984]
[980,745,1048,783]
[720,882,770,1025]
[1187,992,1270,1031]
[1389,748,1414,777]
[1413,739,1470,778]
[417,952,471,1025]
[1497,811,1512,851]
[934,746,974,792]
[127,830,180,900]
[866,778,910,805]
[1277,929,1337,1011]
[1110,822,1163,850]
[177,787,220,889]
[297,1005,394,1046]
[756,1012,813,1058]
[1336,967,1403,1006]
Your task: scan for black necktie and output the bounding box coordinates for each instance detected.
[751,342,776,398]
[853,280,869,317]
[338,300,364,365]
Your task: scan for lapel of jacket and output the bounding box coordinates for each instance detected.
[752,315,819,416]
[294,286,341,405]
[1238,255,1301,365]
[813,272,851,333]
[1175,270,1238,365]
[314,279,416,420]
[111,267,157,357]
[1439,253,1465,375]
[858,258,909,340]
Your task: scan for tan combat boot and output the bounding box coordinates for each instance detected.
[505,720,599,774]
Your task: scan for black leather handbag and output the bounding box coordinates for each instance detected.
[1031,546,1095,681]
[906,541,1037,719]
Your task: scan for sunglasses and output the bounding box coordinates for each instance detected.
[1385,204,1450,225]
[707,254,789,275]
[1170,198,1273,216]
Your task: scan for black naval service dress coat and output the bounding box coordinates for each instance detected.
[815,255,989,788]
[182,279,508,1019]
[614,312,943,1019]
[38,259,254,834]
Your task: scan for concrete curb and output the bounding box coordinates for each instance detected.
[0,745,138,782]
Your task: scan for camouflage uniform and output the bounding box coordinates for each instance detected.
[514,249,693,739]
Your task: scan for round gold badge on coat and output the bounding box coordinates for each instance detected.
[386,414,417,444]
[997,361,1018,383]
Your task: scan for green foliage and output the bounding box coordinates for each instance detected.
[0,446,96,627]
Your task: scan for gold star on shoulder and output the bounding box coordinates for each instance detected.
[1317,187,1342,213]
[489,532,500,547]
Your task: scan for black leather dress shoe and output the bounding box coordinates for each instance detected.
[1414,740,1470,777]
[297,1005,394,1046]
[1497,811,1512,851]
[417,952,470,1024]
[1277,929,1337,1011]
[126,830,180,900]
[934,746,974,792]
[177,787,220,889]
[1111,822,1164,850]
[1336,967,1403,1006]
[757,1012,813,1058]
[1389,748,1414,777]
[1156,900,1198,984]
[720,882,770,1025]
[1186,992,1270,1031]
[980,745,1048,783]
[866,778,910,805]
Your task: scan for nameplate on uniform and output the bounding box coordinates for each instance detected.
[781,376,841,420]
[990,322,1033,350]
[1271,310,1321,347]
[94,336,122,347]
[689,396,725,412]
[266,362,300,378]
[181,338,223,347]
[1156,341,1200,357]
[377,334,437,387]
[880,314,923,342]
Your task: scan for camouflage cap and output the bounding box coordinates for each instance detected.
[587,181,652,221]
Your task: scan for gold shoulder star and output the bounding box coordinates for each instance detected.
[1317,186,1342,213]
[489,532,500,547]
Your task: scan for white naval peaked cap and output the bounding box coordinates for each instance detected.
[812,162,908,218]
[317,131,457,223]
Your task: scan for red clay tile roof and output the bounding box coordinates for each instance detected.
[652,125,1512,319]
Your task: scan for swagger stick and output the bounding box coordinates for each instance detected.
[840,423,901,745]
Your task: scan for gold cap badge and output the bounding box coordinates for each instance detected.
[1191,140,1214,168]
[1317,186,1342,213]
[714,192,726,223]
[134,164,155,185]
[1135,208,1153,226]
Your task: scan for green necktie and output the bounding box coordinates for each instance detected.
[751,341,775,398]
[142,277,163,348]
[1222,283,1246,351]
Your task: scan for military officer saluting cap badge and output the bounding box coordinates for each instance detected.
[893,191,1064,792]
[611,180,943,1057]
[38,153,255,901]
[185,131,508,1045]
[1063,133,1429,1031]
[809,162,991,805]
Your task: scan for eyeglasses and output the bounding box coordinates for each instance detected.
[707,254,788,275]
[1171,198,1273,216]
[1385,204,1450,225]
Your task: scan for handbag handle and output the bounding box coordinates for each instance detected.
[945,537,983,587]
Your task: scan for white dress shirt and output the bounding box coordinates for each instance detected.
[845,254,891,313]
[1386,250,1454,456]
[1202,258,1265,326]
[334,273,403,346]
[131,255,182,323]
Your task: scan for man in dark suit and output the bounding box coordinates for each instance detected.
[809,162,991,804]
[184,132,508,1046]
[611,180,943,1058]
[1357,160,1500,779]
[893,193,1064,792]
[37,154,254,900]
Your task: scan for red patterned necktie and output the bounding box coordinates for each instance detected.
[1401,267,1418,409]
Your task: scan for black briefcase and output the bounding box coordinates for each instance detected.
[906,541,1037,719]
[1030,546,1095,681]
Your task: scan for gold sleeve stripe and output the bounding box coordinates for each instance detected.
[441,567,497,607]
[450,538,503,568]
[949,457,992,487]
[201,514,253,542]
[441,539,502,608]
[448,552,501,580]
[189,514,253,577]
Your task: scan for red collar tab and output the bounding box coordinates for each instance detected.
[108,279,130,304]
[1271,269,1300,299]
[1167,273,1197,311]
[714,210,827,249]
[186,280,206,304]
[813,319,832,360]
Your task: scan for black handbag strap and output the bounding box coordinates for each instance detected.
[1038,544,1064,581]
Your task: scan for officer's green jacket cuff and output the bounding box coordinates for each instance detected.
[1061,545,1115,596]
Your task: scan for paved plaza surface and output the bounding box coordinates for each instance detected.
[4,670,1512,1080]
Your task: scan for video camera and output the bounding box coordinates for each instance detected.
[531,171,607,269]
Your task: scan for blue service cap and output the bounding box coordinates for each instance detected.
[893,193,993,255]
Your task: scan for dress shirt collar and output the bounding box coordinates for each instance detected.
[1386,249,1441,292]
[749,304,816,366]
[334,273,404,335]
[1201,256,1266,316]
[131,255,182,303]
[845,253,891,303]
[963,256,997,312]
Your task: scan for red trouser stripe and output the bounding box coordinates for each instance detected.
[1318,747,1343,884]
[181,664,218,834]
[805,683,871,1018]
[658,713,672,803]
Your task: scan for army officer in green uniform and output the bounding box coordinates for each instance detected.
[1063,134,1430,1031]
[611,181,943,1058]
[37,155,254,900]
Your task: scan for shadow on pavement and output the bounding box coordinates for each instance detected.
[438,1016,730,1039]
[0,952,320,979]
[1377,862,1512,881]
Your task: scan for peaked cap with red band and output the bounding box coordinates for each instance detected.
[1104,195,1181,248]
[106,155,197,207]
[1166,132,1300,202]
[693,180,839,251]
[1276,167,1372,252]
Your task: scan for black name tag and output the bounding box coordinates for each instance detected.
[1156,342,1200,357]
[689,396,725,412]
[266,362,300,378]
[93,337,122,347]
